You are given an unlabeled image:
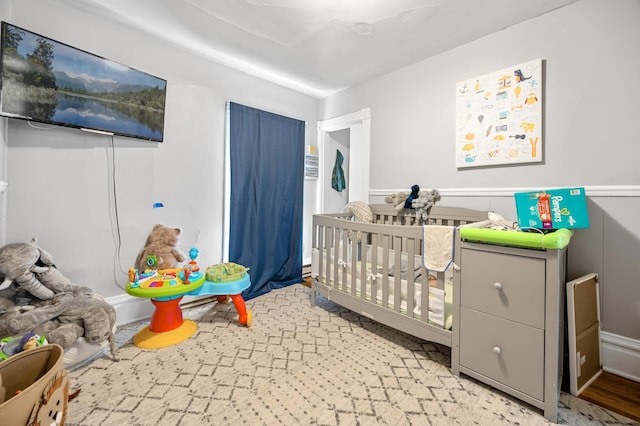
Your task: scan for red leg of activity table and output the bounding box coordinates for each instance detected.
[150,297,184,332]
[229,294,248,325]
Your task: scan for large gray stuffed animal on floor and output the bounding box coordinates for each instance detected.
[0,239,117,359]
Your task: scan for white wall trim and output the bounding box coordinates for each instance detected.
[601,331,640,383]
[318,108,371,132]
[106,293,154,327]
[0,181,7,193]
[370,185,640,198]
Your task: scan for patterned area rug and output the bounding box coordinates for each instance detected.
[67,285,634,425]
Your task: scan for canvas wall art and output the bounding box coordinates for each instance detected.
[455,58,542,168]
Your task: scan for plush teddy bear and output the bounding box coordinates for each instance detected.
[135,224,186,272]
[412,189,441,223]
[385,192,408,211]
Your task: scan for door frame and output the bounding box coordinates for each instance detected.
[316,108,371,213]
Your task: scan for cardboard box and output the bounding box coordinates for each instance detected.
[567,273,602,396]
[514,187,589,229]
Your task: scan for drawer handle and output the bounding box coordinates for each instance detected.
[493,282,503,291]
[493,346,502,355]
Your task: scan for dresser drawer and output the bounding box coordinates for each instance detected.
[460,307,544,401]
[460,248,546,328]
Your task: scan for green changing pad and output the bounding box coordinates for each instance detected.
[459,227,573,249]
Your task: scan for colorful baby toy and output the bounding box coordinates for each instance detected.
[126,247,252,349]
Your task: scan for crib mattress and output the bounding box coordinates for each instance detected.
[459,228,573,249]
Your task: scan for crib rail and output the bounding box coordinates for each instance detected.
[370,204,417,225]
[370,204,487,226]
[424,206,488,226]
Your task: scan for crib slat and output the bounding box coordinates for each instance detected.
[350,236,358,297]
[317,224,324,283]
[358,233,367,300]
[381,234,390,309]
[341,228,349,291]
[322,225,329,285]
[420,270,429,323]
[393,235,402,312]
[406,238,416,318]
[370,233,379,305]
[332,227,340,291]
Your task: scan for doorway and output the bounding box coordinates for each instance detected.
[323,129,350,213]
[317,108,371,213]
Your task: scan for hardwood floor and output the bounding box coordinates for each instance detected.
[579,372,640,422]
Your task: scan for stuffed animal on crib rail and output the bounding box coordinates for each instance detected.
[135,224,186,272]
[404,184,420,209]
[385,185,421,212]
[412,189,441,223]
[385,192,408,211]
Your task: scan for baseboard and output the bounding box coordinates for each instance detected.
[106,293,155,327]
[302,263,312,278]
[601,331,640,383]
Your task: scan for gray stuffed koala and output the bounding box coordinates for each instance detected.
[412,189,441,223]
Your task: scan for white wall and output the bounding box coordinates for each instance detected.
[2,0,319,322]
[321,0,640,379]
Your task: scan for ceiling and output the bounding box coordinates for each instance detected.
[52,0,578,98]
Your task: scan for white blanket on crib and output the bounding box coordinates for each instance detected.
[422,225,455,272]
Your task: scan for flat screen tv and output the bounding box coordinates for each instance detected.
[0,22,166,142]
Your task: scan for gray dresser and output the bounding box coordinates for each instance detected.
[451,240,567,423]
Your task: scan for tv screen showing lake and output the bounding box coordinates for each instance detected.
[0,22,167,142]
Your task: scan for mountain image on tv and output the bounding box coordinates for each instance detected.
[0,22,167,142]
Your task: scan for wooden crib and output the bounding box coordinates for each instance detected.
[310,204,487,350]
